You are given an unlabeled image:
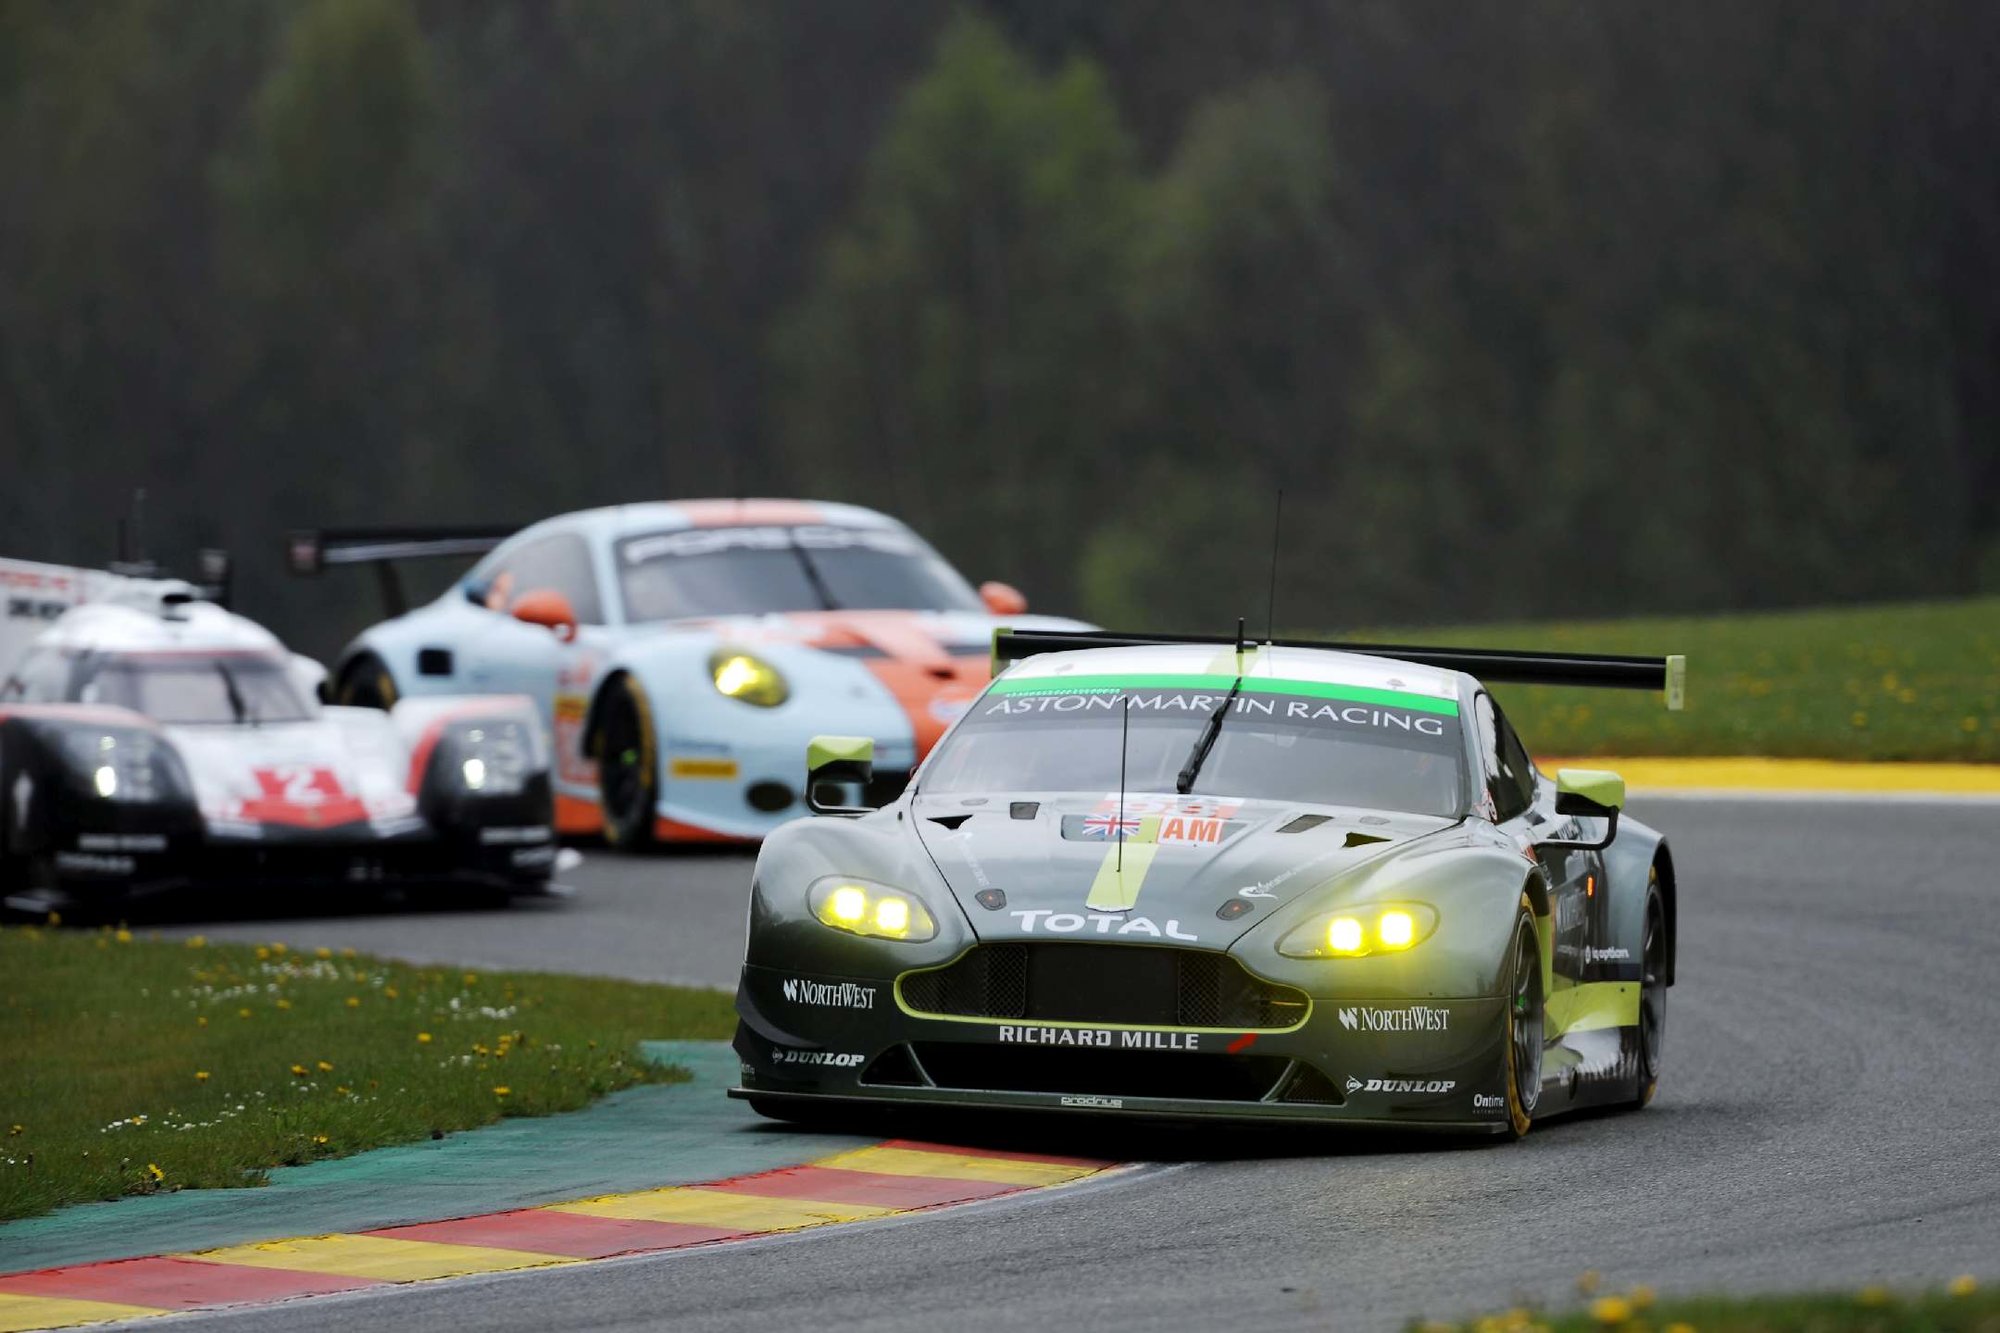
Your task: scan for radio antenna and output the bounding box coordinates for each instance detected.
[1265,486,1284,645]
[1116,695,1130,873]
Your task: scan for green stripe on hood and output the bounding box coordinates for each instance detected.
[987,673,1459,716]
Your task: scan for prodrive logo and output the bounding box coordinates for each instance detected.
[1338,1005,1450,1032]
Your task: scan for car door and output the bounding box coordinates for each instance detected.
[459,530,608,794]
[1473,693,1596,992]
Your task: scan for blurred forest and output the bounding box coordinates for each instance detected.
[4,0,1998,659]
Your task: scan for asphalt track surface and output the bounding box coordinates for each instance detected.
[114,797,2000,1330]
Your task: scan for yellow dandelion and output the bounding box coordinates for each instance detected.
[312,1134,329,1146]
[345,996,360,1008]
[1588,1296,1632,1325]
[7,1125,22,1137]
[45,910,61,926]
[1965,717,1982,734]
[290,1064,308,1077]
[238,1008,252,1020]
[255,947,270,961]
[384,986,399,999]
[185,935,206,949]
[195,1071,209,1082]
[1947,1276,1977,1298]
[473,1044,489,1056]
[276,998,292,1011]
[315,947,332,959]
[144,1163,164,1183]
[335,1085,350,1095]
[1629,1286,1655,1310]
[463,972,478,986]
[197,1016,209,1028]
[1857,1286,1890,1307]
[316,1060,334,1073]
[492,1086,511,1097]
[1664,1323,1697,1333]
[271,943,288,956]
[340,947,356,958]
[417,1032,432,1044]
[1850,711,1868,728]
[115,928,132,943]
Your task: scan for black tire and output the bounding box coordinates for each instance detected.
[1500,896,1544,1141]
[1628,869,1668,1108]
[333,653,399,710]
[595,674,658,850]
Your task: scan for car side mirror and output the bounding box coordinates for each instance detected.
[979,581,1028,616]
[512,589,578,641]
[463,577,492,608]
[1545,767,1625,850]
[806,734,876,816]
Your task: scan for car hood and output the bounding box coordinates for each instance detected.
[909,790,1456,950]
[167,719,418,828]
[669,608,1090,751]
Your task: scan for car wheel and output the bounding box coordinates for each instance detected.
[596,674,658,850]
[1500,897,1543,1141]
[334,654,398,709]
[1628,869,1667,1108]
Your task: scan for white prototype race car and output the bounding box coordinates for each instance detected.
[0,556,556,908]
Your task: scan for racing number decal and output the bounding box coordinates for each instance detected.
[240,767,368,826]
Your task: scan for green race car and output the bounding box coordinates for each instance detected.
[730,629,1685,1138]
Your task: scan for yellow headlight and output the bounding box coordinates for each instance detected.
[1327,917,1365,954]
[808,878,937,943]
[710,651,789,707]
[1279,903,1438,959]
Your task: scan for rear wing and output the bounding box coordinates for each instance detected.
[991,628,1686,710]
[0,553,233,677]
[286,526,519,617]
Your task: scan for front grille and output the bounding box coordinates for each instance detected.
[912,1043,1291,1102]
[900,944,1307,1030]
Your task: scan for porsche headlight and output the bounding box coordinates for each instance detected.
[1278,903,1439,959]
[710,650,788,708]
[808,876,937,942]
[62,731,172,804]
[452,720,533,796]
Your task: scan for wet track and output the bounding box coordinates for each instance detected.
[132,798,2000,1330]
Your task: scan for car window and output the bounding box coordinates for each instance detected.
[486,533,603,625]
[921,678,1468,818]
[1473,693,1535,822]
[76,653,315,725]
[616,525,984,622]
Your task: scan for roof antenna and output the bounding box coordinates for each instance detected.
[1265,486,1283,646]
[1116,694,1130,874]
[1234,616,1246,675]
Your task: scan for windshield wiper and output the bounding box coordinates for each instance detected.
[783,531,840,611]
[1175,675,1245,794]
[215,662,255,726]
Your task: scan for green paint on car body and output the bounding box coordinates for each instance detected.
[987,673,1460,715]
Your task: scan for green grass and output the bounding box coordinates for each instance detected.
[1362,597,2000,761]
[0,925,735,1223]
[1422,1279,1998,1333]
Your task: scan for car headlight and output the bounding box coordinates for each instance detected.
[1278,903,1439,959]
[710,650,788,708]
[452,720,533,796]
[808,876,938,942]
[60,730,180,804]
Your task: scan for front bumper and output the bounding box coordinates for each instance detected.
[730,959,1517,1130]
[26,819,556,901]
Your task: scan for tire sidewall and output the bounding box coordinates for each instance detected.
[1502,897,1543,1140]
[599,675,657,849]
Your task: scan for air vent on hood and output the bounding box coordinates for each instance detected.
[1343,831,1390,848]
[1278,814,1331,834]
[928,814,973,830]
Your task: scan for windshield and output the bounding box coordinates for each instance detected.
[77,654,314,725]
[616,525,983,622]
[919,675,1467,818]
